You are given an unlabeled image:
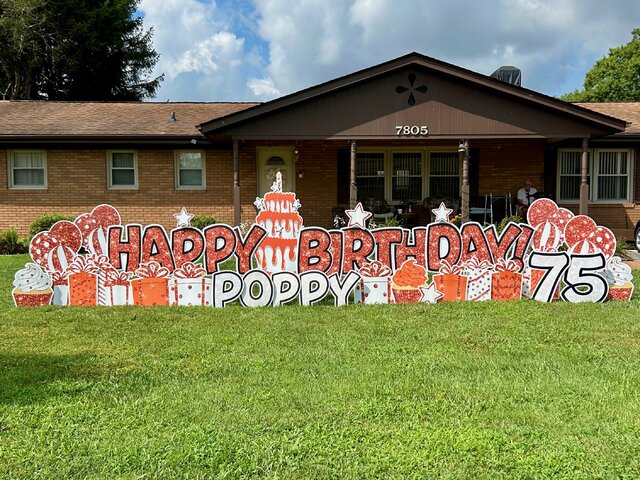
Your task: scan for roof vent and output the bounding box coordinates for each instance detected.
[170,111,177,122]
[490,66,521,86]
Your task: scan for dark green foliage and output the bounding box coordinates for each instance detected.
[190,215,220,230]
[496,214,522,233]
[28,213,73,239]
[0,0,163,100]
[0,229,27,254]
[560,28,640,102]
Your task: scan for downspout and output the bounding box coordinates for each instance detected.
[233,138,241,226]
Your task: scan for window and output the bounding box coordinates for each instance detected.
[596,150,628,201]
[356,152,385,201]
[558,149,631,202]
[9,151,46,188]
[558,150,588,201]
[175,151,205,189]
[429,152,460,198]
[353,148,460,203]
[392,152,422,201]
[108,151,137,189]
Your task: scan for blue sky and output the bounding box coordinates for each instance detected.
[138,0,640,102]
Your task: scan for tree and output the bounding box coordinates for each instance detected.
[0,0,163,100]
[561,28,640,102]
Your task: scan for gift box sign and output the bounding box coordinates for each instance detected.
[169,278,213,306]
[105,285,133,306]
[69,271,98,306]
[491,271,523,301]
[132,278,169,306]
[353,277,392,305]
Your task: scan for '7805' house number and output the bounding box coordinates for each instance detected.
[396,125,429,136]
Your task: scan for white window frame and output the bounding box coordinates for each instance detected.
[174,150,206,190]
[557,148,633,204]
[8,150,47,189]
[356,147,461,203]
[107,150,138,190]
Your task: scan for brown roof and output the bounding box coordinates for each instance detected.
[0,101,258,138]
[575,103,640,136]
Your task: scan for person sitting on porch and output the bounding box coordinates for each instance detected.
[517,179,537,218]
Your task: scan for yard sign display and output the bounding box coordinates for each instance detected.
[12,174,634,307]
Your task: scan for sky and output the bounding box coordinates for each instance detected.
[137,0,640,102]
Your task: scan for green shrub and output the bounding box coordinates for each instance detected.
[496,214,522,233]
[191,215,220,230]
[28,214,74,239]
[0,229,28,254]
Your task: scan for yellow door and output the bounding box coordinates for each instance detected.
[257,148,295,196]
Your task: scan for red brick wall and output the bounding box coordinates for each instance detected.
[1,139,638,238]
[0,148,249,234]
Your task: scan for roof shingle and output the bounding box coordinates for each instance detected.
[0,101,258,137]
[575,102,640,136]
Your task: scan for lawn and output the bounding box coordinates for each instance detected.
[1,254,640,479]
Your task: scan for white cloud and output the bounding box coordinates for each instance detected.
[247,77,281,99]
[138,0,640,101]
[254,0,640,98]
[167,32,245,79]
[139,0,255,101]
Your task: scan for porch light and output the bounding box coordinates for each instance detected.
[458,139,468,152]
[294,147,300,161]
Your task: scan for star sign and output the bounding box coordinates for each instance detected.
[345,202,373,228]
[173,207,194,228]
[420,282,444,304]
[432,202,453,223]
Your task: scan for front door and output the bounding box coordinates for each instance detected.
[257,148,295,196]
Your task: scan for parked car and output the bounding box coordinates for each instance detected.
[636,220,640,252]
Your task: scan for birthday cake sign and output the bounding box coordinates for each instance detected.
[12,183,633,307]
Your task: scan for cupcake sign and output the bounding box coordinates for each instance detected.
[12,198,634,307]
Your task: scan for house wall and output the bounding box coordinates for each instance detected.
[0,148,257,235]
[1,139,638,238]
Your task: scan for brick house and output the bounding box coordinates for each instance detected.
[1,52,639,238]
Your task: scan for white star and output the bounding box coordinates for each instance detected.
[173,207,194,228]
[420,282,444,304]
[254,197,265,211]
[345,202,373,229]
[432,202,453,223]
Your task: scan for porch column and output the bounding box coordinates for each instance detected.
[579,137,589,215]
[233,138,241,226]
[460,139,470,223]
[349,140,357,208]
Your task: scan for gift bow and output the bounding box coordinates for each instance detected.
[464,257,493,271]
[173,262,207,279]
[50,270,69,286]
[359,260,392,278]
[67,255,100,274]
[439,259,464,275]
[494,258,521,273]
[89,254,115,273]
[105,270,132,287]
[135,261,171,279]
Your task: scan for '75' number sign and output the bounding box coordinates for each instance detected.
[529,252,609,303]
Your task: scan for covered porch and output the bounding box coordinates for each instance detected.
[199,53,628,232]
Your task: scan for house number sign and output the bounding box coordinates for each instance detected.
[395,125,429,136]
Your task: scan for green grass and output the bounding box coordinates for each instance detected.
[1,255,640,479]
